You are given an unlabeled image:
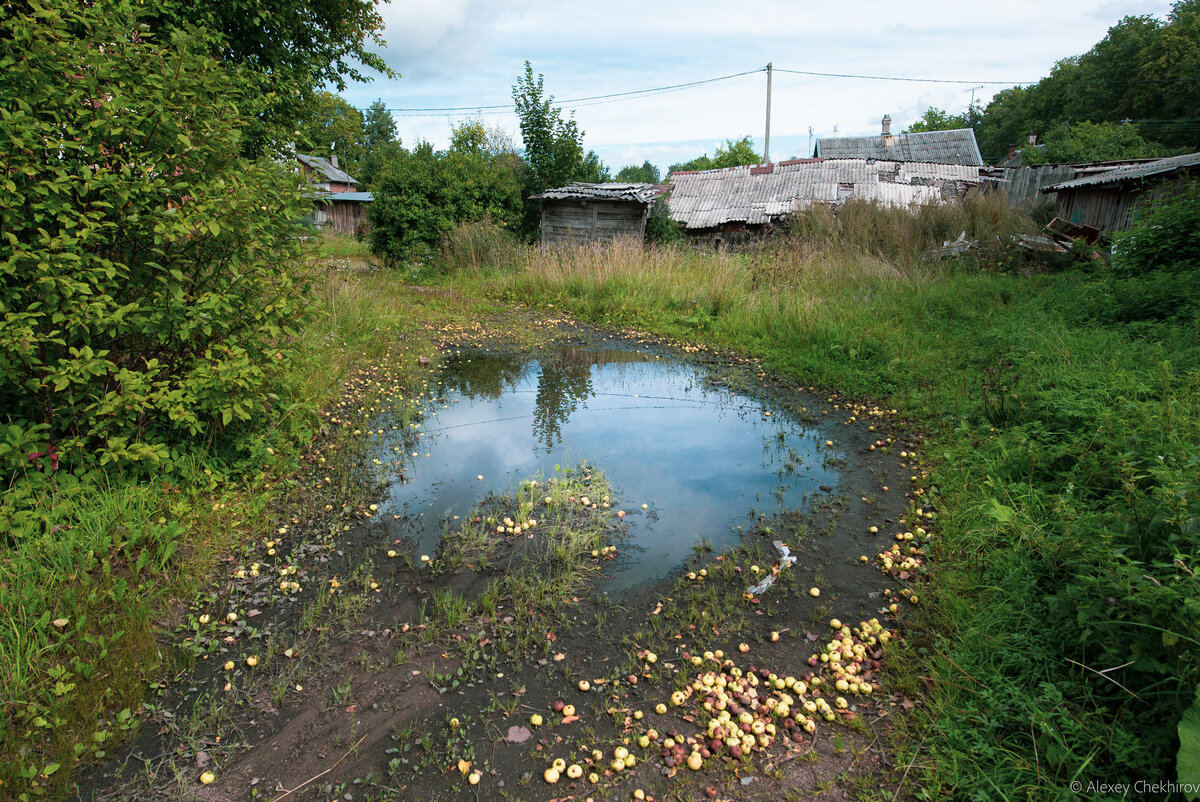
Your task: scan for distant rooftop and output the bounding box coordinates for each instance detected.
[815,116,983,166]
[667,158,983,230]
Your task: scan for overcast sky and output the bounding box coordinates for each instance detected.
[338,0,1175,173]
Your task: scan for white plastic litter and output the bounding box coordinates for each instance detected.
[745,541,798,597]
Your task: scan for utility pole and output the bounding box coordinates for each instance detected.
[967,85,984,128]
[763,62,773,164]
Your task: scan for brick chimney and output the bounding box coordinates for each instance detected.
[881,114,892,136]
[1027,132,1037,146]
[1007,144,1017,162]
[330,153,339,169]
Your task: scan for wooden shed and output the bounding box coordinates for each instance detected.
[1040,151,1200,232]
[532,183,664,246]
[314,191,372,236]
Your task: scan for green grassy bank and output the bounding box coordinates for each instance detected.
[450,198,1200,798]
[0,249,489,799]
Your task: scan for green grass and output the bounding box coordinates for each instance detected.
[448,200,1199,798]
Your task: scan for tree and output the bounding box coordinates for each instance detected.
[905,106,972,133]
[511,62,604,235]
[1023,121,1168,164]
[973,3,1200,160]
[294,91,366,179]
[615,161,661,183]
[358,99,402,189]
[1,0,316,482]
[363,99,398,151]
[368,135,524,267]
[669,136,760,173]
[512,62,588,191]
[144,0,393,152]
[579,150,611,183]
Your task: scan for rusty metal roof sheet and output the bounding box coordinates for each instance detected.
[1040,151,1200,192]
[531,182,665,204]
[666,159,982,230]
[814,129,983,166]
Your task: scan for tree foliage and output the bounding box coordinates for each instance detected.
[512,62,588,192]
[904,106,973,133]
[615,161,662,184]
[972,1,1200,162]
[294,91,366,178]
[1023,121,1166,164]
[1,1,316,488]
[511,62,608,235]
[144,0,392,151]
[363,99,398,150]
[368,137,524,267]
[669,136,761,173]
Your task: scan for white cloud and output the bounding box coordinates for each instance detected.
[341,0,1179,169]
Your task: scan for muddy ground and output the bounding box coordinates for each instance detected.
[74,311,932,802]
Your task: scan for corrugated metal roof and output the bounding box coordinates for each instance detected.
[325,191,373,202]
[666,159,982,230]
[1040,151,1200,192]
[531,182,665,204]
[814,129,983,166]
[297,153,359,186]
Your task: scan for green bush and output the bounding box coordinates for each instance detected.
[1107,183,1200,321]
[368,142,523,268]
[0,1,315,500]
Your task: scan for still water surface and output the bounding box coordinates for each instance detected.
[379,347,838,590]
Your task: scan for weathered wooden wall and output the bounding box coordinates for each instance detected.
[540,199,648,246]
[1053,188,1136,231]
[314,200,369,236]
[992,165,1081,206]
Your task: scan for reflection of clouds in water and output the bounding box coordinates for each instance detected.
[381,350,839,591]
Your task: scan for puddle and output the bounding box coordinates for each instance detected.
[372,346,839,591]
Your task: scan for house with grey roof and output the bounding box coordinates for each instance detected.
[814,116,983,167]
[531,183,666,246]
[297,153,360,193]
[667,158,983,248]
[1039,151,1200,231]
[296,153,372,235]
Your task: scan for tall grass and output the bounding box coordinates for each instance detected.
[456,194,1200,798]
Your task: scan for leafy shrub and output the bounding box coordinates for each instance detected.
[0,1,315,493]
[1107,182,1200,321]
[368,142,523,268]
[645,196,683,245]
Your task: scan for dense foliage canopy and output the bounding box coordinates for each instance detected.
[970,0,1200,162]
[1,1,319,506]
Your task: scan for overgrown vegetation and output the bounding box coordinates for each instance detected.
[1,1,316,511]
[0,0,394,796]
[455,189,1200,798]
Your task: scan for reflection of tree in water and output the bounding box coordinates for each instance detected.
[532,361,594,452]
[437,353,529,400]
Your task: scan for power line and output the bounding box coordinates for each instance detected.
[775,66,1200,86]
[368,64,1200,120]
[774,67,1021,85]
[376,68,765,116]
